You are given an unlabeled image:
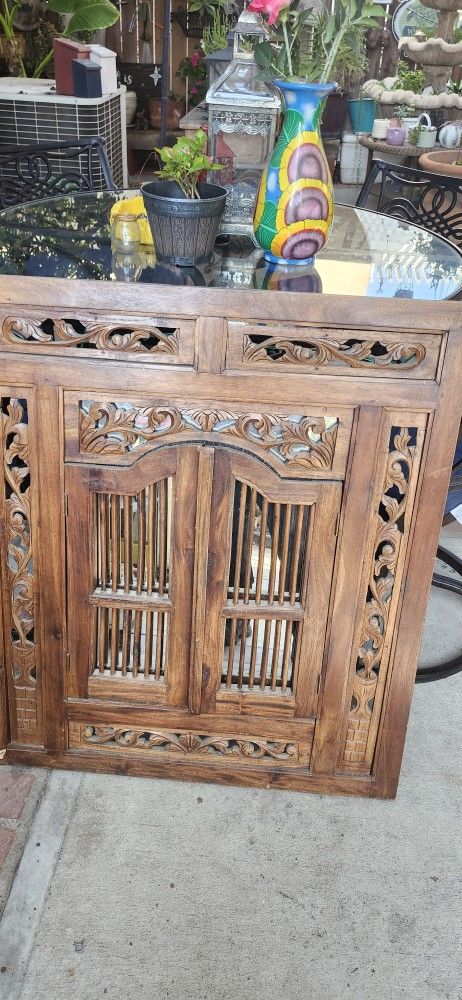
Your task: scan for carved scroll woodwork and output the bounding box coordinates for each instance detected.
[2,316,180,356]
[242,334,426,370]
[68,723,312,767]
[1,396,41,746]
[78,401,340,472]
[343,425,421,771]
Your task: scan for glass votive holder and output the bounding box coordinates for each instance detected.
[110,212,142,252]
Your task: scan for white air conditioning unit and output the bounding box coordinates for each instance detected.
[0,78,128,188]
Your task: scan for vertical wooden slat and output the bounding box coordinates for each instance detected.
[268,502,280,602]
[146,483,155,595]
[132,610,142,677]
[110,607,119,675]
[124,494,132,593]
[226,618,237,687]
[243,488,256,602]
[280,620,293,693]
[289,505,305,604]
[98,606,107,672]
[155,611,163,679]
[232,482,247,602]
[158,479,167,595]
[111,494,120,591]
[260,619,271,690]
[255,496,268,604]
[248,619,259,689]
[99,494,108,589]
[121,608,130,676]
[270,618,283,690]
[137,490,145,593]
[237,619,247,687]
[278,504,291,604]
[144,609,153,677]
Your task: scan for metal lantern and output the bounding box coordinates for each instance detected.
[204,31,234,90]
[206,10,280,237]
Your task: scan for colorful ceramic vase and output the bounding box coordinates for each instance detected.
[253,80,337,266]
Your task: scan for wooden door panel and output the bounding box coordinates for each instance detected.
[200,450,341,721]
[66,447,197,708]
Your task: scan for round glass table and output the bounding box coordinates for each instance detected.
[0,190,461,300]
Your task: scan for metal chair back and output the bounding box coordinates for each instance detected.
[356,159,462,246]
[0,137,117,209]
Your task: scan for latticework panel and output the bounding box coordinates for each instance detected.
[220,483,310,699]
[90,479,172,684]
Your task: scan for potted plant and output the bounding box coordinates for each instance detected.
[419,147,462,179]
[176,47,207,107]
[249,0,382,264]
[141,129,227,266]
[172,0,225,39]
[31,0,120,78]
[0,0,26,75]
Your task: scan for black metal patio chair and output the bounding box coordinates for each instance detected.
[0,137,117,209]
[356,159,462,247]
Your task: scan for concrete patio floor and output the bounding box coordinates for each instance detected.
[0,524,461,1000]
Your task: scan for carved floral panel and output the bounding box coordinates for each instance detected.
[68,723,312,767]
[2,316,181,357]
[78,400,340,472]
[343,425,421,770]
[1,396,41,746]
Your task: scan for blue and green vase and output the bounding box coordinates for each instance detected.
[253,80,337,266]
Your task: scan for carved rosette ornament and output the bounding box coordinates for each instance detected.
[69,723,311,767]
[79,401,339,471]
[343,427,418,769]
[1,397,41,745]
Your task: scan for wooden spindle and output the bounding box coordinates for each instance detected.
[278,504,291,604]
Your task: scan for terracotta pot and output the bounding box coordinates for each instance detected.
[419,149,462,179]
[148,97,185,130]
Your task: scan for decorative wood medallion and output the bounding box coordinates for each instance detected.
[343,426,418,769]
[243,333,426,370]
[2,316,179,355]
[79,401,340,471]
[1,397,41,745]
[68,723,312,767]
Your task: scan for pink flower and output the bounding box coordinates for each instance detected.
[248,0,291,25]
[190,51,201,68]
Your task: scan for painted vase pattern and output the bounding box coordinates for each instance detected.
[253,80,337,265]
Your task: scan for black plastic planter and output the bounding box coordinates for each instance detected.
[141,180,227,266]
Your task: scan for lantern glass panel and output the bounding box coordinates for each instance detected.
[210,121,273,226]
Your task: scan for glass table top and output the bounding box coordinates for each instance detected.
[0,190,461,300]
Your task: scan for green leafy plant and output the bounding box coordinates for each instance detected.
[250,0,383,84]
[392,104,416,122]
[0,0,26,75]
[33,0,120,78]
[311,12,368,92]
[407,123,422,144]
[201,8,232,56]
[176,48,207,106]
[154,129,221,198]
[394,60,425,94]
[189,0,225,18]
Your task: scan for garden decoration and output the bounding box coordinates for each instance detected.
[250,0,383,265]
[141,129,227,266]
[205,10,280,238]
[363,1,462,117]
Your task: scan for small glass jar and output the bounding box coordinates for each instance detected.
[111,249,144,282]
[110,213,141,252]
